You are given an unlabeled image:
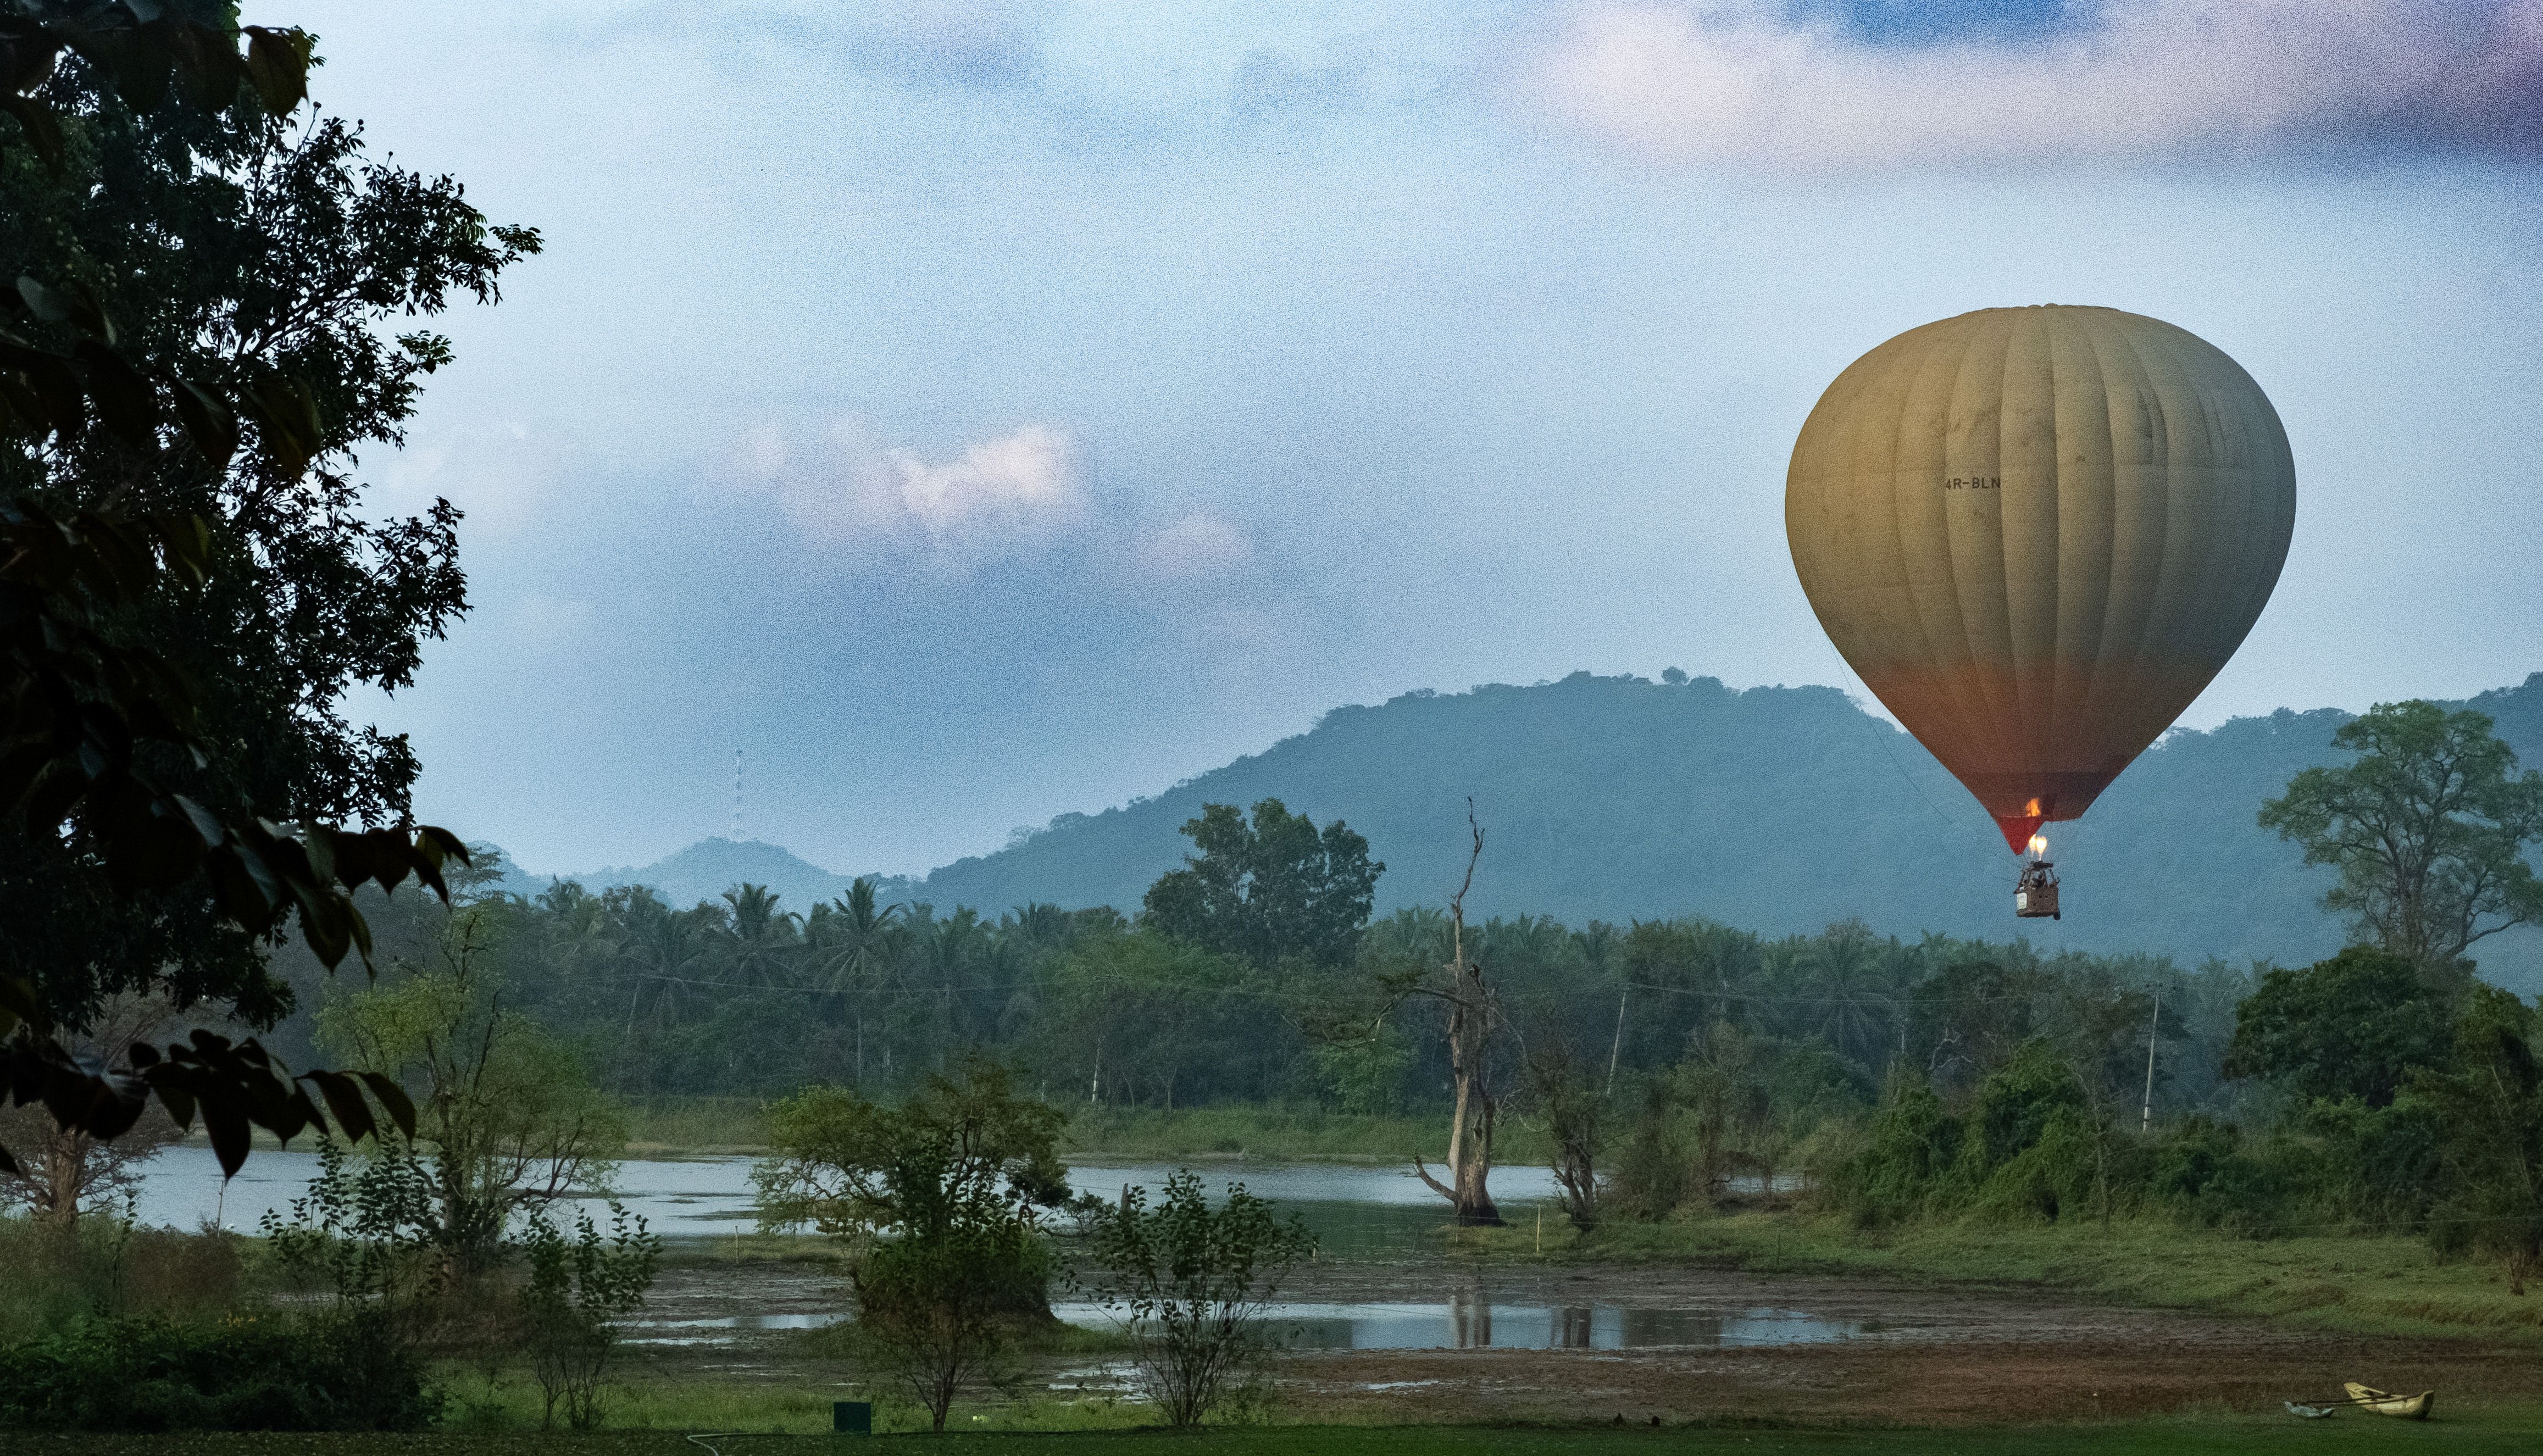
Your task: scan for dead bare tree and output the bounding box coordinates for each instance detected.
[1411,802,1503,1225]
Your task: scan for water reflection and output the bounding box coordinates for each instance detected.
[132,1148,1566,1240]
[1047,1301,1859,1351]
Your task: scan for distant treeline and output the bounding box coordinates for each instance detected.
[252,830,2543,1281]
[265,865,2253,1124]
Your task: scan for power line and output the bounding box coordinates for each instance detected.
[616,969,2137,1013]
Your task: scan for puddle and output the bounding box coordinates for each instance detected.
[1048,1301,1861,1351]
[1047,1362,1142,1396]
[625,1311,846,1344]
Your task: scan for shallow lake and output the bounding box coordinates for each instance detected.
[1058,1301,1861,1351]
[131,1146,1567,1242]
[615,1301,1860,1351]
[131,1148,1865,1356]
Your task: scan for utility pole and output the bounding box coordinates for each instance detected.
[2140,992,2161,1135]
[1604,987,1629,1097]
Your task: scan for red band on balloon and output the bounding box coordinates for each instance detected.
[1996,814,2047,854]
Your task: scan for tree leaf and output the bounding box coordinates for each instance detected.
[201,1088,251,1177]
[303,1068,375,1145]
[356,1071,417,1140]
[168,375,238,470]
[241,26,310,116]
[238,373,322,478]
[75,338,157,441]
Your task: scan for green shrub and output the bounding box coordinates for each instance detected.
[1602,1078,1694,1221]
[0,1215,248,1345]
[0,1312,440,1431]
[520,1203,662,1430]
[1971,1040,2086,1169]
[1969,1109,2098,1223]
[1078,1169,1317,1428]
[2148,1116,2240,1205]
[2300,1094,2446,1233]
[1836,1074,1972,1226]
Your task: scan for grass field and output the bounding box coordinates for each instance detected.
[623,1098,767,1155]
[1453,1209,2543,1344]
[12,1411,2543,1455]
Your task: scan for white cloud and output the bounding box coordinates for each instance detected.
[1523,0,2543,167]
[737,420,1089,566]
[1139,512,1254,580]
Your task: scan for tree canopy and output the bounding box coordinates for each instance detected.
[2223,947,2455,1108]
[3,7,534,1031]
[1,4,520,1174]
[1141,798,1381,969]
[2259,700,2543,970]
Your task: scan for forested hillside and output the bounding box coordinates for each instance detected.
[541,671,2543,988]
[912,671,2543,984]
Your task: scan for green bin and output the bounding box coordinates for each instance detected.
[833,1401,873,1436]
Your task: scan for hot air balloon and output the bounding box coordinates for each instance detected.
[1785,305,2296,917]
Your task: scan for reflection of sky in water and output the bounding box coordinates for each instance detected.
[1049,1302,1859,1351]
[132,1148,1565,1240]
[132,1148,1869,1357]
[611,1303,1858,1352]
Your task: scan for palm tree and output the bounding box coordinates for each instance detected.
[810,878,907,993]
[1790,919,1901,1074]
[1007,901,1073,951]
[919,907,985,1053]
[619,889,710,1035]
[1365,906,1450,968]
[720,882,804,989]
[808,878,908,1082]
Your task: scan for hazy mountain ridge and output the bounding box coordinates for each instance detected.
[518,670,2543,986]
[508,837,913,917]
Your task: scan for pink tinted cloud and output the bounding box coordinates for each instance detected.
[1523,0,2543,167]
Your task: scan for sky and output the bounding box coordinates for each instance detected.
[254,0,2543,879]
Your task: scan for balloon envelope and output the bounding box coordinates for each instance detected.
[1785,305,2296,852]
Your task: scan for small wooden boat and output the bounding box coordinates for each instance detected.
[2342,1382,2434,1420]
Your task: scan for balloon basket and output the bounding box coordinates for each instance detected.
[2015,860,2061,920]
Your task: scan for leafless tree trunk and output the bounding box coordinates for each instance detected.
[1414,803,1503,1225]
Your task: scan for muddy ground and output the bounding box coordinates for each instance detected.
[1279,1329,2534,1424]
[624,1253,2538,1424]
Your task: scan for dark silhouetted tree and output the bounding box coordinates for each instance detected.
[1142,798,1382,969]
[2223,947,2455,1108]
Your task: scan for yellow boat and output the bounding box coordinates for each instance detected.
[2343,1382,2434,1420]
